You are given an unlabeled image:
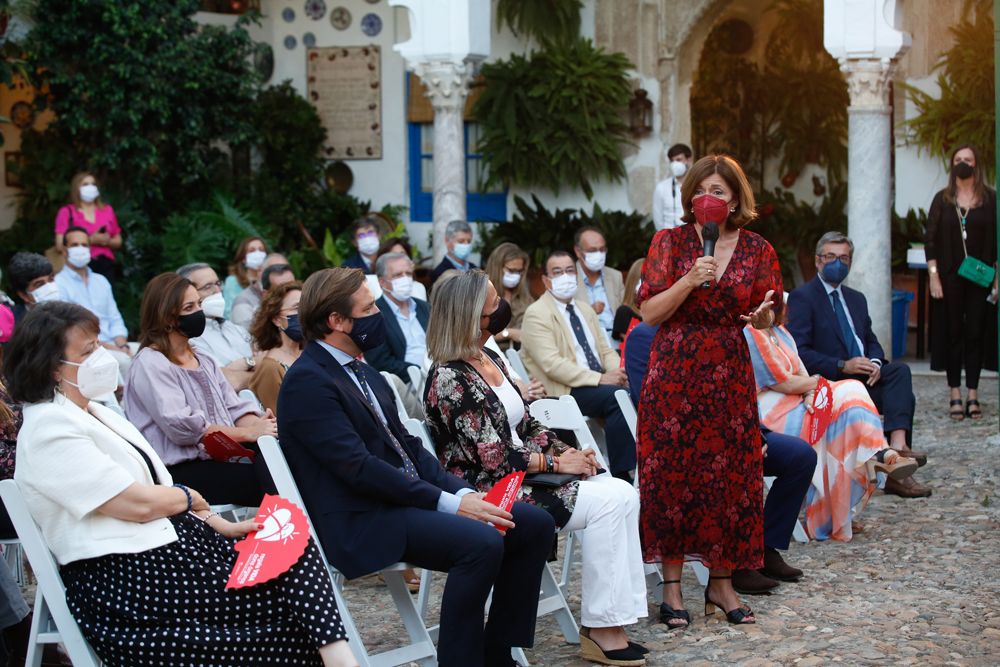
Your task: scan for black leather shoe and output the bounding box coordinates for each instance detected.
[760,547,803,582]
[732,568,779,594]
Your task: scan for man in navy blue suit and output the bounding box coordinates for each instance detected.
[340,215,382,273]
[623,322,814,596]
[278,267,555,667]
[787,232,931,498]
[364,252,430,383]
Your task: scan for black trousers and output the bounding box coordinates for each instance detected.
[167,456,274,508]
[762,431,816,551]
[846,361,915,444]
[569,385,638,475]
[943,281,991,389]
[400,502,555,667]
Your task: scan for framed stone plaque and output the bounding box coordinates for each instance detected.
[307,46,382,159]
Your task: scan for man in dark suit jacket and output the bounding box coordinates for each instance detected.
[364,252,430,382]
[787,232,931,498]
[430,220,478,284]
[340,216,382,273]
[278,267,555,667]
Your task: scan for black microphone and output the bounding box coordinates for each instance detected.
[700,222,719,288]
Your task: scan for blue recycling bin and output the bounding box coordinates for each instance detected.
[892,289,914,359]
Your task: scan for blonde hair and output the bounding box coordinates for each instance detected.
[426,271,489,363]
[622,258,644,310]
[485,242,531,312]
[68,171,104,209]
[680,154,757,228]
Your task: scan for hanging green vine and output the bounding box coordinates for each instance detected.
[472,38,632,199]
[495,0,582,44]
[901,0,994,176]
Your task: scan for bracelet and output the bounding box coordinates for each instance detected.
[544,454,554,473]
[172,484,192,513]
[198,512,220,523]
[553,457,560,472]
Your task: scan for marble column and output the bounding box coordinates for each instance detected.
[414,60,472,263]
[841,59,895,352]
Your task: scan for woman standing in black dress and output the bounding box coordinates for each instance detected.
[926,144,998,420]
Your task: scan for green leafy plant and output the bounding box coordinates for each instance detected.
[901,0,994,177]
[479,195,651,271]
[473,38,633,198]
[160,194,272,273]
[495,0,582,44]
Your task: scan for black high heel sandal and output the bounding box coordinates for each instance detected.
[949,399,965,421]
[659,579,690,631]
[967,399,983,420]
[704,575,756,625]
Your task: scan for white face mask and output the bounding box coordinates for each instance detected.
[62,346,120,399]
[201,292,226,320]
[583,251,606,273]
[79,184,100,203]
[549,274,578,301]
[358,236,380,257]
[245,250,267,270]
[670,160,688,178]
[388,276,414,301]
[452,242,472,261]
[30,281,60,304]
[67,246,91,269]
[502,271,522,289]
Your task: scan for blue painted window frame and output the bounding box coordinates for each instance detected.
[407,81,507,222]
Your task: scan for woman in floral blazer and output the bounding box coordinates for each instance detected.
[424,270,650,667]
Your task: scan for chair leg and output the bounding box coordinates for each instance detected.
[558,531,577,594]
[512,647,530,665]
[539,563,580,644]
[689,561,709,587]
[382,571,437,667]
[329,575,373,667]
[25,589,46,667]
[792,519,810,544]
[644,563,664,605]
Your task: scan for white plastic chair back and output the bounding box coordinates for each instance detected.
[380,371,412,423]
[411,280,427,301]
[238,388,264,412]
[406,365,426,401]
[0,480,102,667]
[257,437,436,667]
[402,418,437,457]
[365,274,383,301]
[528,396,609,469]
[505,347,530,382]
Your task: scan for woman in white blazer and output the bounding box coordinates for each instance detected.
[3,301,357,667]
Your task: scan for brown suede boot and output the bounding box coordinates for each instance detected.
[760,547,803,582]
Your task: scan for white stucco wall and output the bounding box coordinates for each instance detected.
[894,74,948,217]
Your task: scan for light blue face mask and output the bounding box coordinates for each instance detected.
[452,242,472,261]
[821,258,850,285]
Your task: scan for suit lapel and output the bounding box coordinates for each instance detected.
[542,293,575,359]
[307,343,384,426]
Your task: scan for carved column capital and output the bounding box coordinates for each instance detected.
[840,59,895,112]
[413,60,473,111]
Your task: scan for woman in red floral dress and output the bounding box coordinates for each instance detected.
[637,155,781,628]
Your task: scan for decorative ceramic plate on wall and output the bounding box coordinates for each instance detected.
[304,0,326,20]
[281,7,295,22]
[365,0,379,4]
[360,12,381,37]
[303,32,316,48]
[330,6,350,30]
[284,35,297,49]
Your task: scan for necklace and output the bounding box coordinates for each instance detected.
[956,205,971,241]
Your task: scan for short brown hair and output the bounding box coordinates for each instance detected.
[250,281,302,351]
[299,268,365,342]
[139,273,195,364]
[680,154,757,228]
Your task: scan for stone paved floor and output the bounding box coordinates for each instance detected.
[345,373,1000,666]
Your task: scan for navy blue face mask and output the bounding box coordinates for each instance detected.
[348,312,387,351]
[282,313,304,343]
[821,258,850,285]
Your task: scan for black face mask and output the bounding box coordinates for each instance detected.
[348,312,387,351]
[176,310,207,339]
[485,298,512,336]
[953,161,974,180]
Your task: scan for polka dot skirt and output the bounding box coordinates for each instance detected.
[60,514,347,666]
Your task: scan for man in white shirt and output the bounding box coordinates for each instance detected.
[365,252,429,418]
[651,143,694,231]
[573,226,624,336]
[521,251,637,482]
[54,227,132,375]
[177,262,256,390]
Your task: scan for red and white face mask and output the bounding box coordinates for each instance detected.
[692,194,731,225]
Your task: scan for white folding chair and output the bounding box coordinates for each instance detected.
[411,280,428,301]
[505,347,530,382]
[238,388,264,412]
[381,371,412,423]
[365,274,384,301]
[406,365,427,403]
[0,538,24,587]
[0,480,103,667]
[257,437,436,667]
[764,476,809,544]
[401,418,580,652]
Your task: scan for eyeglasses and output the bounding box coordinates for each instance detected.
[548,267,577,278]
[817,253,851,265]
[195,280,223,294]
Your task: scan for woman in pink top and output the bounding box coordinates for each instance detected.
[54,171,123,283]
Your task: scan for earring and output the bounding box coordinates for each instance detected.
[730,208,736,213]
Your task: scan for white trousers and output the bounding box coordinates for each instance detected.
[562,474,648,627]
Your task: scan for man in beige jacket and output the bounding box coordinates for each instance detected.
[573,226,625,337]
[521,251,637,482]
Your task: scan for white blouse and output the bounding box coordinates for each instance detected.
[487,357,526,447]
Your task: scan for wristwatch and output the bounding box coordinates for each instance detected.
[837,360,845,371]
[500,328,510,340]
[244,356,256,371]
[928,266,938,274]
